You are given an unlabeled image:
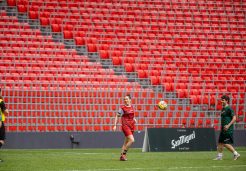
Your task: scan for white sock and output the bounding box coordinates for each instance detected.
[233,151,238,155]
[218,153,223,157]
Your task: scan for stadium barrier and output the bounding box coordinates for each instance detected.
[142,128,216,152]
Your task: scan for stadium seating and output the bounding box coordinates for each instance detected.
[0,0,245,132]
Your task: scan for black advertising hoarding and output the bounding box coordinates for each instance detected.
[142,128,216,152]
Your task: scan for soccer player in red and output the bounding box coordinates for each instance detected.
[113,94,137,161]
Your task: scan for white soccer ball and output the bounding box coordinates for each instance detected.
[158,100,168,110]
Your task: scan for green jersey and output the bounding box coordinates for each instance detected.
[220,106,234,134]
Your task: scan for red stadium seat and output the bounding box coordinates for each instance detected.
[40,17,50,26]
[74,37,85,46]
[181,118,187,127]
[189,118,195,128]
[164,118,171,128]
[197,119,203,128]
[205,119,211,127]
[150,76,160,85]
[7,0,16,6]
[99,50,109,59]
[86,44,97,52]
[173,118,180,127]
[124,63,134,72]
[63,30,73,39]
[111,56,122,65]
[51,24,61,32]
[17,5,27,13]
[28,10,38,20]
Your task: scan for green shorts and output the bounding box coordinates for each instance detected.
[218,131,233,144]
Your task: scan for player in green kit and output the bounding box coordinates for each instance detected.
[213,95,240,160]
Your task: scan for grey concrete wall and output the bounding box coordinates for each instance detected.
[4,131,144,149]
[3,130,246,149]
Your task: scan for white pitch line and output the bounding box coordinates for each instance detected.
[168,164,246,170]
[66,165,246,171]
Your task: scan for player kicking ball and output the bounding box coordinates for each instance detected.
[113,95,137,161]
[213,95,240,160]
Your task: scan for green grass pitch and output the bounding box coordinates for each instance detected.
[0,147,245,171]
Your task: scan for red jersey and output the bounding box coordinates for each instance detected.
[118,105,135,136]
[118,105,135,127]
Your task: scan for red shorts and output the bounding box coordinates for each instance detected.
[122,124,135,137]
